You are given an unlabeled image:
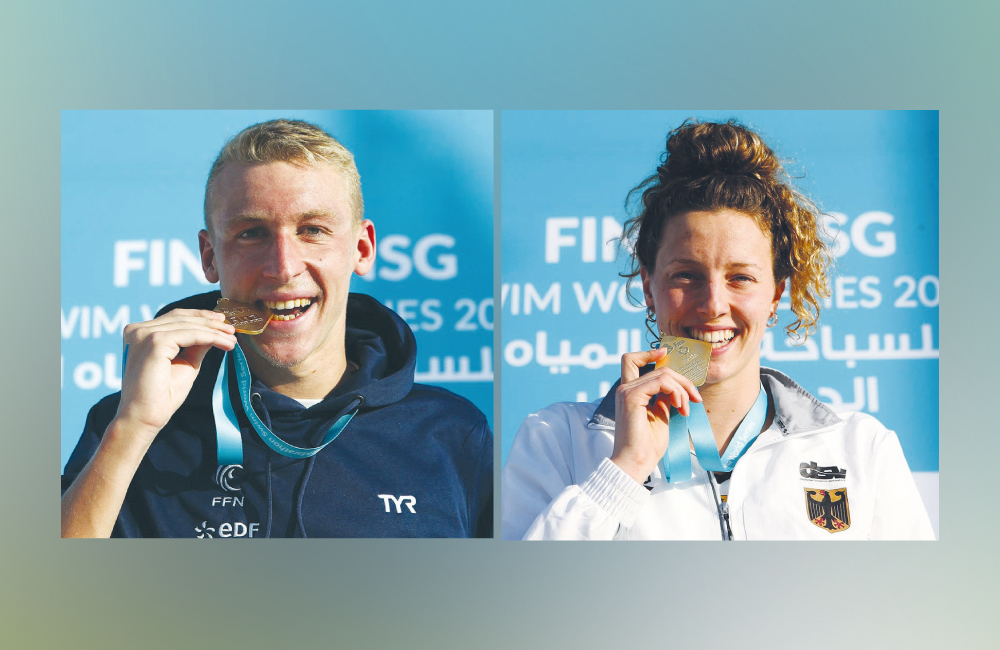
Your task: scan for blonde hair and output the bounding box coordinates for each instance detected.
[204,119,363,229]
[622,119,831,340]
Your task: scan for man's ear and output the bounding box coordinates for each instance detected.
[199,229,220,284]
[353,219,376,276]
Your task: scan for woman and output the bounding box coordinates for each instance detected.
[501,120,934,540]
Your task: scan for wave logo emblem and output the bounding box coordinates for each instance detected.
[195,521,216,538]
[215,465,242,492]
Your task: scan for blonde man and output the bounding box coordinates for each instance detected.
[62,120,492,538]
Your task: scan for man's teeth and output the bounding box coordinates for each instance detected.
[689,329,736,348]
[263,298,313,321]
[265,299,312,310]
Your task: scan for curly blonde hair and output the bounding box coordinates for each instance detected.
[622,119,831,340]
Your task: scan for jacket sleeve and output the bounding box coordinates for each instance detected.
[471,418,494,539]
[501,404,650,540]
[868,429,935,540]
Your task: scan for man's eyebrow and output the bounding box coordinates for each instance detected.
[224,209,343,228]
[299,209,343,222]
[226,213,268,224]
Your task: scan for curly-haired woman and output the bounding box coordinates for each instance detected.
[502,120,934,540]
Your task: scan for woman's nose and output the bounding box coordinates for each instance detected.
[696,279,728,318]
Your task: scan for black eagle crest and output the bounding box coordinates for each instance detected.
[805,488,851,533]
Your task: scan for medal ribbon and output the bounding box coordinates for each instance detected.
[211,342,358,464]
[659,382,768,484]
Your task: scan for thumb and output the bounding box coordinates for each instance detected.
[175,344,216,371]
[621,347,669,383]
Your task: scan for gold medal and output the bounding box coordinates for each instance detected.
[213,298,273,335]
[654,334,711,386]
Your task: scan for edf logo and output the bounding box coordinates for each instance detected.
[378,494,417,514]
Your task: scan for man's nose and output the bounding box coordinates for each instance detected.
[262,232,306,283]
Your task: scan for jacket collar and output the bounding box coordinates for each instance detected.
[157,290,417,414]
[589,366,841,436]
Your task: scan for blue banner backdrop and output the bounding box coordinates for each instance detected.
[500,111,938,531]
[61,110,494,469]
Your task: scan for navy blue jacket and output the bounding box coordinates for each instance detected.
[62,291,493,538]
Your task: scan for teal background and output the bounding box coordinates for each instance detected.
[60,110,494,469]
[500,110,939,472]
[3,0,995,647]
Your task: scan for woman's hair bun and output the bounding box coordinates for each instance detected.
[659,120,780,180]
[622,118,832,341]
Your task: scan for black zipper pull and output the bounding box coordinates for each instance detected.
[721,500,733,540]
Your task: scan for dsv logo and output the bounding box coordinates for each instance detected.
[378,494,417,513]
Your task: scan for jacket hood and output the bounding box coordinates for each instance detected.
[157,291,416,418]
[589,366,841,436]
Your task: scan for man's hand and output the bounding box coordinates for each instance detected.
[609,348,702,484]
[116,309,237,446]
[61,309,236,538]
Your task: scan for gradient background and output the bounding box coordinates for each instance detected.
[4,0,995,647]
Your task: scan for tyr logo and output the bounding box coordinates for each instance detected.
[378,494,417,514]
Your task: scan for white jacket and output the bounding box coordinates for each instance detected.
[502,368,934,540]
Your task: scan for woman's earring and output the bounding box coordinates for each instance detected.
[646,307,660,348]
[767,312,778,328]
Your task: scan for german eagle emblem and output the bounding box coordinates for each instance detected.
[805,488,851,533]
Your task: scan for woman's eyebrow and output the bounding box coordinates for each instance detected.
[729,261,766,271]
[662,257,703,266]
[662,259,766,271]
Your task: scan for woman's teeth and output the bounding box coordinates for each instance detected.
[688,329,736,348]
[264,298,313,321]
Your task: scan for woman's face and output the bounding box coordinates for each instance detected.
[641,209,784,389]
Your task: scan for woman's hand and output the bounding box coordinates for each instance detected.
[610,348,702,484]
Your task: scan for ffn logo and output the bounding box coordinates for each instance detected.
[378,494,417,514]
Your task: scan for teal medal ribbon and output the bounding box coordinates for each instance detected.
[659,382,768,484]
[211,342,358,465]
[123,342,358,492]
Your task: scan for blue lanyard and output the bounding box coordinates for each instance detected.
[659,382,768,484]
[211,342,358,465]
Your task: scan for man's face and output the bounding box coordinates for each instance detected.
[199,161,375,373]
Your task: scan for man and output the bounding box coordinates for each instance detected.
[61,119,493,538]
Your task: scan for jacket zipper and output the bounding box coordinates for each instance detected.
[592,416,842,541]
[707,471,732,540]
